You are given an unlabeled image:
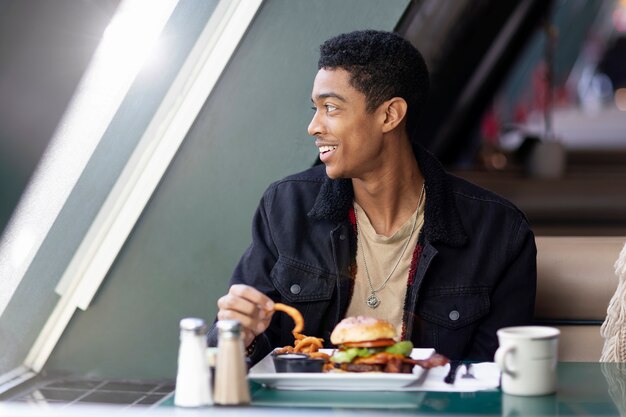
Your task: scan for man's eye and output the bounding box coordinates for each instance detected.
[310,106,317,111]
[325,104,337,112]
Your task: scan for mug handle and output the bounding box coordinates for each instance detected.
[495,345,518,377]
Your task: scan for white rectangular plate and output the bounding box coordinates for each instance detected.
[248,348,435,391]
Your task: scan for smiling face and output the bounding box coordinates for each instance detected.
[308,68,387,180]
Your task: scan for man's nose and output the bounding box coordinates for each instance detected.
[307,110,323,137]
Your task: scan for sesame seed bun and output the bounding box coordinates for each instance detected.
[330,316,396,345]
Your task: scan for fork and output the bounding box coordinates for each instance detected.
[444,360,462,384]
[461,363,476,379]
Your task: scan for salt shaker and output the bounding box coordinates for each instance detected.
[213,320,251,405]
[174,318,212,407]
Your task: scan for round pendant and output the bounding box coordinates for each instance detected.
[366,293,380,309]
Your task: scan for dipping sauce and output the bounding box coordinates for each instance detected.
[272,353,325,373]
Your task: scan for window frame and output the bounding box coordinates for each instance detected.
[0,0,263,390]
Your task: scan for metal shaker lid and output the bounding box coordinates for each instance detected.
[179,317,208,335]
[216,319,242,336]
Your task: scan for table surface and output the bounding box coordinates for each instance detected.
[252,362,626,415]
[169,362,626,416]
[1,362,624,417]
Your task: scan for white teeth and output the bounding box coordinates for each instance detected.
[319,145,337,153]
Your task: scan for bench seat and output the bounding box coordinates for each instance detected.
[534,236,624,361]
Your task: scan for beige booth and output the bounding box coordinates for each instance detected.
[534,236,624,361]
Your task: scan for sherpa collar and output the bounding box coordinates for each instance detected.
[307,143,468,247]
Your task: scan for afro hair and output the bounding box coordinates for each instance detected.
[318,30,429,137]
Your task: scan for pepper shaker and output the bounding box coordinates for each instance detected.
[213,320,251,405]
[174,318,212,407]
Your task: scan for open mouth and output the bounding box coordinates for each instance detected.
[319,145,337,155]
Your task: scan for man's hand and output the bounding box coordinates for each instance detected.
[217,284,275,347]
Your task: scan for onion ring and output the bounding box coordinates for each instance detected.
[294,336,324,353]
[272,303,328,368]
[273,302,304,334]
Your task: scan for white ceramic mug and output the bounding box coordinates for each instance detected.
[495,326,560,396]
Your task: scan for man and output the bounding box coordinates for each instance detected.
[208,30,536,364]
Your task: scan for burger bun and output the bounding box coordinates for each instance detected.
[330,316,396,345]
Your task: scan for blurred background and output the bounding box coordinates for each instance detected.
[403,0,626,236]
[0,0,624,385]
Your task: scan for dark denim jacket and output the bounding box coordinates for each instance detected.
[208,145,536,364]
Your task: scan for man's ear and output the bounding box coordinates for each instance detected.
[380,97,408,133]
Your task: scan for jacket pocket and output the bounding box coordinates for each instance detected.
[271,257,335,303]
[418,288,491,330]
[415,288,491,359]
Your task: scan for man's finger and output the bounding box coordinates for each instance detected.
[217,293,260,318]
[230,284,274,311]
[216,309,257,332]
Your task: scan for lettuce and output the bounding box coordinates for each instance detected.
[331,341,414,363]
[331,347,380,363]
[384,340,413,356]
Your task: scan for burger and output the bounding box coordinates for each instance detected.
[329,316,415,373]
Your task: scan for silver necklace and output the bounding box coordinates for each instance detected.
[355,183,425,309]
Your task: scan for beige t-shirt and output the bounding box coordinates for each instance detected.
[346,199,425,336]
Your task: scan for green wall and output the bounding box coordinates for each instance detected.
[44,0,410,379]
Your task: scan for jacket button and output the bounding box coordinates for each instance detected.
[339,234,346,240]
[449,310,460,321]
[290,284,301,295]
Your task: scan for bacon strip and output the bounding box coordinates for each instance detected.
[344,352,449,372]
[404,353,450,369]
[353,352,404,365]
